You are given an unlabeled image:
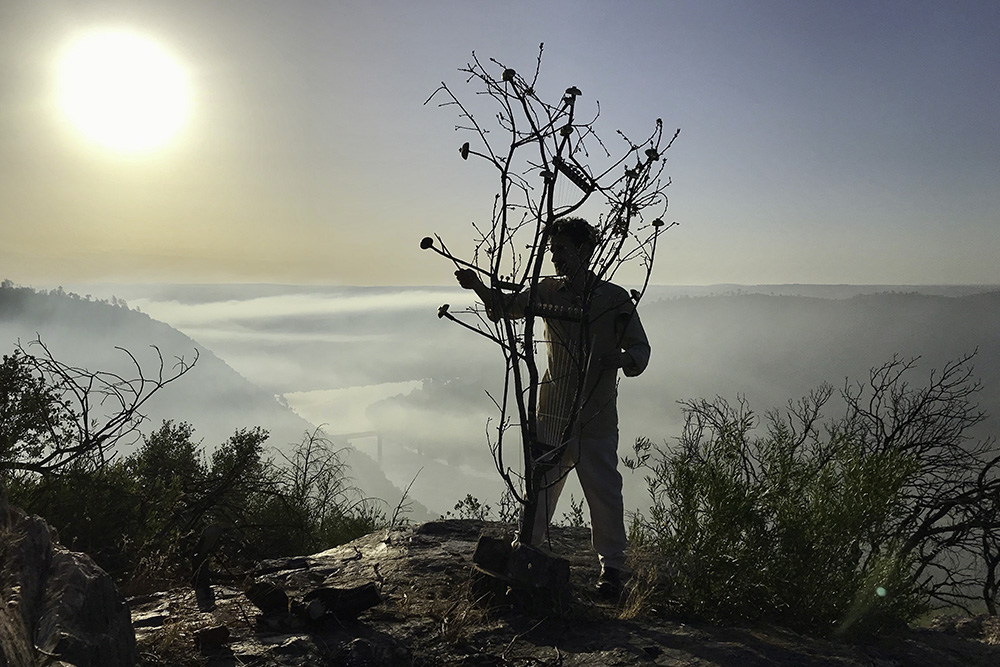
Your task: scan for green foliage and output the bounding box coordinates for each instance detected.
[558,494,588,528]
[256,428,386,556]
[8,422,386,591]
[444,488,520,523]
[443,488,586,527]
[1,342,386,591]
[444,493,493,521]
[626,397,920,632]
[0,351,71,469]
[627,355,997,635]
[6,457,141,573]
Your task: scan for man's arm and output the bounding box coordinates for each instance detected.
[619,308,650,377]
[455,269,523,322]
[599,302,650,376]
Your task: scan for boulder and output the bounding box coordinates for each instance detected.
[0,504,137,667]
[1,506,52,667]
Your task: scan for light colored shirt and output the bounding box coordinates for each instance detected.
[504,274,650,445]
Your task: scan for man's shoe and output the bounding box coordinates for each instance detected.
[596,567,625,599]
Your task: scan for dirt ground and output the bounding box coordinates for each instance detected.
[131,519,1000,666]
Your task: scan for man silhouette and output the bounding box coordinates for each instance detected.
[456,217,650,596]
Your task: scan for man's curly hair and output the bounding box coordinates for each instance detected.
[550,217,600,257]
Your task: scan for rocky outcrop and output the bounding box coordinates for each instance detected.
[129,519,1000,667]
[0,504,136,667]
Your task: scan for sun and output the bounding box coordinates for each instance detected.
[57,29,191,153]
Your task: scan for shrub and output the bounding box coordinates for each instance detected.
[6,457,141,573]
[442,489,521,524]
[256,428,386,557]
[444,494,493,521]
[626,354,999,635]
[1,342,386,591]
[0,351,70,469]
[8,423,386,591]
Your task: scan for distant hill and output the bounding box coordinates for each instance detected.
[0,281,431,521]
[628,289,1000,418]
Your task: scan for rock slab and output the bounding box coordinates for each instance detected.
[1,504,137,667]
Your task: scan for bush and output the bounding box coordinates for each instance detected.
[8,422,386,592]
[255,428,386,557]
[442,489,520,524]
[6,457,142,573]
[0,350,70,469]
[626,354,999,635]
[1,342,386,591]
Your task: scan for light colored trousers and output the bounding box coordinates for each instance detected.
[526,430,629,572]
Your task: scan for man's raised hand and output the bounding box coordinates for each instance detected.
[455,268,481,290]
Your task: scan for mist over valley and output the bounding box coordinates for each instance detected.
[5,281,1000,520]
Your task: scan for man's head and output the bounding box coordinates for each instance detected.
[548,217,599,278]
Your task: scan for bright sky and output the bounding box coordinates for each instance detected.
[1,0,998,287]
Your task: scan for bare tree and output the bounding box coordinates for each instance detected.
[421,46,678,545]
[840,353,1000,614]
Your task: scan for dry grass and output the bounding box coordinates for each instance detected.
[618,545,666,620]
[924,612,1000,645]
[139,617,206,667]
[417,571,494,644]
[121,549,188,598]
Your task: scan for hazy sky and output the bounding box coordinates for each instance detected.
[2,1,998,287]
